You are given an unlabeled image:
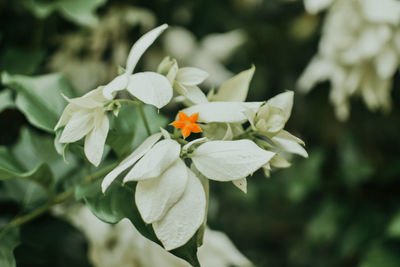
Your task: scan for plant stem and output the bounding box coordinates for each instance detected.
[0,163,118,241]
[137,102,152,136]
[115,99,152,136]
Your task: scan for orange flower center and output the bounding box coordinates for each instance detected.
[171,111,202,138]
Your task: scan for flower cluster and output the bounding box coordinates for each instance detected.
[55,24,307,252]
[299,0,400,120]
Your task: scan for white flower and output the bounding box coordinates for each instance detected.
[299,0,400,120]
[158,57,209,105]
[55,86,109,166]
[103,24,173,109]
[245,91,308,161]
[163,27,246,86]
[103,137,206,250]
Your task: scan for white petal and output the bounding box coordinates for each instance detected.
[54,103,78,130]
[66,87,108,108]
[212,65,255,102]
[101,133,162,193]
[272,130,308,158]
[375,46,399,79]
[175,67,209,86]
[103,74,129,100]
[304,0,333,14]
[159,127,171,139]
[174,83,208,104]
[270,154,291,168]
[362,0,400,24]
[191,139,275,181]
[84,110,109,167]
[222,123,233,141]
[126,24,168,74]
[232,178,247,193]
[135,159,188,223]
[59,109,94,143]
[124,139,180,182]
[267,91,294,122]
[153,168,206,251]
[182,137,208,151]
[182,102,263,123]
[127,72,173,109]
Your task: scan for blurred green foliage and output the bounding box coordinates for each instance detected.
[1,0,400,266]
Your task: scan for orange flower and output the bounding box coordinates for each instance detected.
[171,111,202,138]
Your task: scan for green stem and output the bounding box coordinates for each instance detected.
[115,99,152,136]
[0,163,118,241]
[138,102,152,136]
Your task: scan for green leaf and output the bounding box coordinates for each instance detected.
[286,148,325,202]
[360,246,400,267]
[0,48,45,75]
[0,228,20,267]
[107,104,168,158]
[338,133,374,187]
[1,128,78,206]
[24,0,107,27]
[0,90,14,113]
[387,211,400,239]
[81,177,200,266]
[0,146,53,186]
[1,72,77,133]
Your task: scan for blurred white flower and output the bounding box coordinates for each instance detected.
[55,86,109,166]
[162,27,246,86]
[49,6,157,93]
[103,24,173,109]
[54,204,252,267]
[299,0,400,120]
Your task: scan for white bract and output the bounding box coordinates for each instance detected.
[104,137,206,250]
[191,139,275,181]
[55,86,109,166]
[158,57,209,105]
[103,24,173,109]
[299,0,400,120]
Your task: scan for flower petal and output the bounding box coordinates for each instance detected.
[59,109,94,143]
[54,103,78,130]
[153,168,206,251]
[191,139,275,181]
[103,74,129,100]
[176,67,209,86]
[182,102,263,123]
[304,0,333,14]
[84,110,109,166]
[232,178,247,193]
[124,139,180,182]
[271,130,308,158]
[125,24,168,74]
[135,159,188,223]
[101,133,162,193]
[211,65,255,102]
[127,72,173,109]
[266,91,294,122]
[362,0,400,24]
